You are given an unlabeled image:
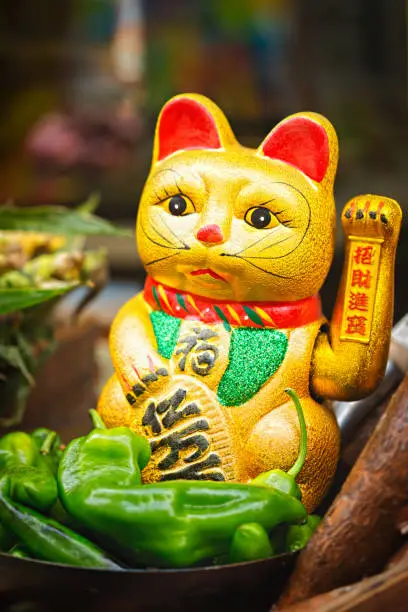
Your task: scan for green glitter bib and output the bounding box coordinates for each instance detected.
[217,327,288,406]
[150,310,181,359]
[150,311,288,407]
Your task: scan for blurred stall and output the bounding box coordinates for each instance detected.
[0,0,407,319]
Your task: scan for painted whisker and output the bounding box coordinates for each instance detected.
[220,252,297,279]
[145,252,181,266]
[150,223,176,246]
[158,212,190,249]
[140,222,190,251]
[259,235,292,253]
[232,227,282,256]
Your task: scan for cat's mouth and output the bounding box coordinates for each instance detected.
[190,268,227,282]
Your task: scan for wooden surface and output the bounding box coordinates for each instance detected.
[278,374,408,607]
[278,558,408,612]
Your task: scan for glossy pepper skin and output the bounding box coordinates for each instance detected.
[0,477,121,569]
[59,410,151,489]
[58,414,307,568]
[0,430,58,476]
[31,428,63,476]
[7,465,57,513]
[30,428,78,527]
[285,514,321,552]
[9,545,30,559]
[229,523,274,564]
[0,432,39,470]
[0,431,58,512]
[31,428,59,449]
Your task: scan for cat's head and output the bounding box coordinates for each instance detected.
[137,94,338,303]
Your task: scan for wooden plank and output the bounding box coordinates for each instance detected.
[278,561,408,612]
[278,375,408,607]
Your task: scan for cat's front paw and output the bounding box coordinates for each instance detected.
[121,362,170,407]
[342,195,402,245]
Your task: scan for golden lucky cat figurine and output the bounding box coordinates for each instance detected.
[97,94,402,511]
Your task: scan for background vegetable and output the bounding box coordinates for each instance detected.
[0,197,127,426]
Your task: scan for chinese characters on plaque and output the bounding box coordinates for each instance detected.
[340,237,382,343]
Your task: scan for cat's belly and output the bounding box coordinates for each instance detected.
[131,317,323,483]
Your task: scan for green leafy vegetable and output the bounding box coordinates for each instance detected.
[0,198,131,237]
[0,286,77,315]
[0,195,118,425]
[0,346,34,385]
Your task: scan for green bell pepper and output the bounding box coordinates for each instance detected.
[9,545,30,559]
[285,514,321,552]
[229,523,274,564]
[31,428,59,449]
[0,432,39,470]
[58,411,307,568]
[0,430,57,477]
[31,428,63,476]
[7,465,57,513]
[0,430,58,512]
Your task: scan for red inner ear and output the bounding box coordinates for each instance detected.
[261,117,329,182]
[157,98,222,161]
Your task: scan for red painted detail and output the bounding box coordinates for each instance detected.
[377,201,385,214]
[147,354,155,373]
[196,224,224,244]
[131,364,141,379]
[121,372,132,390]
[158,98,222,160]
[144,276,322,329]
[190,269,227,282]
[262,117,329,182]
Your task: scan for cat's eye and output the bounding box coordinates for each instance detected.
[166,195,195,216]
[245,206,278,229]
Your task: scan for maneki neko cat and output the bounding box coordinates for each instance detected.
[97,94,401,511]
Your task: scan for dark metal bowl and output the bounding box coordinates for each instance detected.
[0,551,297,612]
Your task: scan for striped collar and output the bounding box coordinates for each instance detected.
[144,276,322,330]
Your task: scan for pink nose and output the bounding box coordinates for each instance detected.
[196,224,224,244]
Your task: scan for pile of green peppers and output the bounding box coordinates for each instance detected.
[0,389,321,569]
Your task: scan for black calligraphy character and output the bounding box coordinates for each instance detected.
[176,327,219,376]
[142,387,225,481]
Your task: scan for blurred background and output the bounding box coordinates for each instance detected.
[1,0,407,287]
[0,0,407,433]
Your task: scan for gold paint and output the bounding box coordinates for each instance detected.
[312,195,402,404]
[97,95,402,511]
[226,305,242,325]
[186,294,202,316]
[254,306,275,326]
[157,284,173,313]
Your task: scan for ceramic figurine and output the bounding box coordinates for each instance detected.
[97,94,401,511]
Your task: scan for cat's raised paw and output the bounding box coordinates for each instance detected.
[342,195,402,243]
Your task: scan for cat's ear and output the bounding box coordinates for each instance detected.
[257,112,338,184]
[152,94,237,164]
